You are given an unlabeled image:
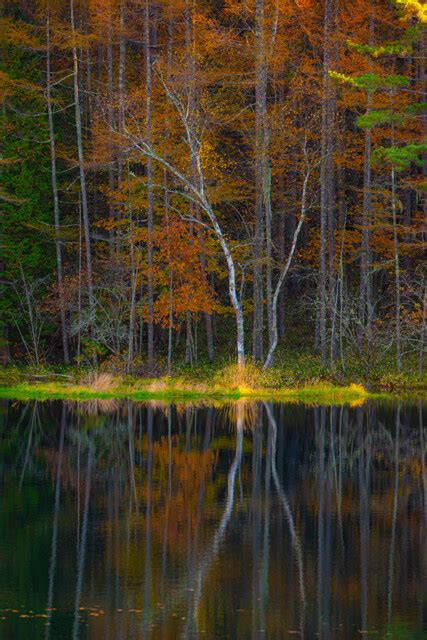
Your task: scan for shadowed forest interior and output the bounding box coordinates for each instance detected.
[1,0,426,379]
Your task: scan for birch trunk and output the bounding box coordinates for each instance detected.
[263,164,309,369]
[123,91,245,366]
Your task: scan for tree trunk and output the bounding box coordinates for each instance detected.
[127,163,137,372]
[125,94,246,366]
[117,0,126,185]
[107,26,115,250]
[185,0,214,363]
[391,162,401,371]
[358,98,372,352]
[358,13,374,354]
[165,175,174,376]
[277,173,286,340]
[390,100,401,372]
[46,9,69,364]
[419,283,426,376]
[70,0,96,365]
[319,0,334,365]
[145,0,154,369]
[253,0,267,362]
[263,162,309,369]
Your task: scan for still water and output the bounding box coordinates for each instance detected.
[0,399,425,639]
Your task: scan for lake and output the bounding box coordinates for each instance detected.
[0,399,425,639]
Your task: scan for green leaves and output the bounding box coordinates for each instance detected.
[372,144,427,170]
[347,25,422,58]
[356,109,404,129]
[329,71,409,94]
[333,21,425,175]
[356,104,427,129]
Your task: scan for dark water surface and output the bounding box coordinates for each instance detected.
[0,399,425,639]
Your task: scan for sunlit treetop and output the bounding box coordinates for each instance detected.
[395,0,427,23]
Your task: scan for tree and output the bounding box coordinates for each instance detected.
[330,20,426,370]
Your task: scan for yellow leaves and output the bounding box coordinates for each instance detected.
[395,0,427,23]
[0,17,43,51]
[200,138,229,175]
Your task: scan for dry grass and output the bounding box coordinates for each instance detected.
[83,372,119,393]
[213,363,264,392]
[147,379,169,393]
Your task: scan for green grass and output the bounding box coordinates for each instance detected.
[0,373,400,405]
[0,348,425,404]
[0,382,373,404]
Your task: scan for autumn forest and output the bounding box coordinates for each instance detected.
[1,0,426,384]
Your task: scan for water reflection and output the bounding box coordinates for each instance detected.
[0,399,425,639]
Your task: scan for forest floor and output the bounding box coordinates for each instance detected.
[0,350,425,402]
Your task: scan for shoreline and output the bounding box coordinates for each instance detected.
[1,361,425,404]
[0,380,424,404]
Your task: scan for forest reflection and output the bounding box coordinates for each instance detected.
[0,399,425,639]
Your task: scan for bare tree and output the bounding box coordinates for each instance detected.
[118,77,246,367]
[263,140,313,369]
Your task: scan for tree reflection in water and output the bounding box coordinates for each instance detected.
[0,398,424,639]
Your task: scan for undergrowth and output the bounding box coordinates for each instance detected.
[0,346,425,399]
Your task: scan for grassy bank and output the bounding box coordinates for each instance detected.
[0,379,373,403]
[0,354,425,402]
